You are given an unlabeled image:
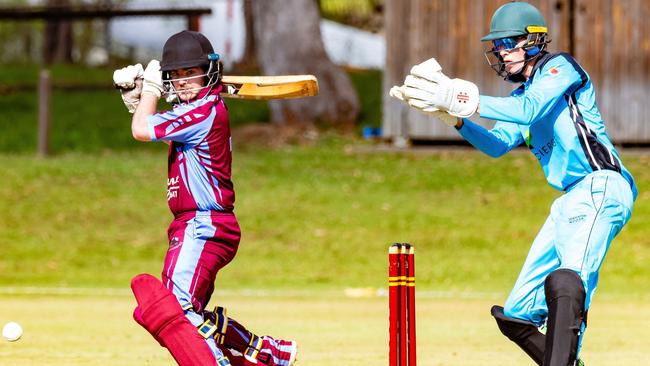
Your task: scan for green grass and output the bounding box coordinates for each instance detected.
[348,68,383,128]
[1,64,647,295]
[320,0,378,16]
[0,64,273,153]
[1,141,649,297]
[1,62,649,365]
[0,89,269,153]
[319,0,383,32]
[1,293,648,365]
[0,64,381,153]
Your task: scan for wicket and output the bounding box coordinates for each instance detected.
[388,243,416,366]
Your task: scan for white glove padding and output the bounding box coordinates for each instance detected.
[389,85,409,104]
[119,78,143,113]
[389,85,458,127]
[409,58,448,84]
[404,58,479,118]
[142,60,164,98]
[113,63,143,89]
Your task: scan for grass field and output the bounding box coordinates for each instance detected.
[1,64,649,365]
[1,142,649,365]
[0,64,380,154]
[1,291,649,365]
[2,142,649,293]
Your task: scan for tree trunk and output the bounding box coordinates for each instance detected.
[232,0,258,73]
[251,0,360,127]
[44,0,74,64]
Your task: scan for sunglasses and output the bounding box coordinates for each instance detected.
[493,37,523,52]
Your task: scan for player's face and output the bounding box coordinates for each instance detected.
[170,67,205,101]
[495,37,527,74]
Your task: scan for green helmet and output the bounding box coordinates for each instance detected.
[481,2,547,41]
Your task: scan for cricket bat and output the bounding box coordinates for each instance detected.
[220,75,319,100]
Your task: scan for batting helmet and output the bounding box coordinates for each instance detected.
[161,30,214,71]
[160,30,222,102]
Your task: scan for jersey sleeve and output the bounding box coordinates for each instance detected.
[147,100,216,146]
[457,118,524,157]
[478,56,584,125]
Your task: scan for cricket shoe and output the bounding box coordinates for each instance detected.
[254,336,297,366]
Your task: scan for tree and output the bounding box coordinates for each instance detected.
[251,0,360,128]
[231,0,258,73]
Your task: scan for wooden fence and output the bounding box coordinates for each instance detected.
[383,0,650,144]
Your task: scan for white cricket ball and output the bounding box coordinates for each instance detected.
[2,322,23,342]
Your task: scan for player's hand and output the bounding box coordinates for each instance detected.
[113,63,143,89]
[142,60,164,98]
[401,58,479,119]
[118,78,143,114]
[113,64,144,113]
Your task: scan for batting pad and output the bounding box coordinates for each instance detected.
[131,273,218,366]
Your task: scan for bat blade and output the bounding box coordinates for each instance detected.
[220,75,318,100]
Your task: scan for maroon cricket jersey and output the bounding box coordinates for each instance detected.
[147,86,235,216]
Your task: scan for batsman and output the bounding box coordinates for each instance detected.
[112,30,298,366]
[391,2,636,365]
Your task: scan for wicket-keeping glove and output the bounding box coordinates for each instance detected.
[389,84,459,127]
[113,63,144,113]
[142,60,164,98]
[402,58,479,119]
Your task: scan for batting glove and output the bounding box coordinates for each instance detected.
[113,64,144,113]
[142,60,164,98]
[113,63,143,89]
[389,84,459,127]
[118,78,144,114]
[402,58,479,119]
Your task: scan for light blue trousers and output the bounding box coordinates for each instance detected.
[503,170,634,328]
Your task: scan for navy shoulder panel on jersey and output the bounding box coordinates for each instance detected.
[524,52,621,174]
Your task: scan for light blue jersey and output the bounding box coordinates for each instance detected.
[458,52,637,199]
[455,53,636,358]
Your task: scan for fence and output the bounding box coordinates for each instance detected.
[383,0,650,144]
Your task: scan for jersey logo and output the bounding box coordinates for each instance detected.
[568,214,587,224]
[549,67,560,75]
[169,237,181,251]
[167,176,180,201]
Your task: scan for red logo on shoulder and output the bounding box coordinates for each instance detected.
[549,67,560,75]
